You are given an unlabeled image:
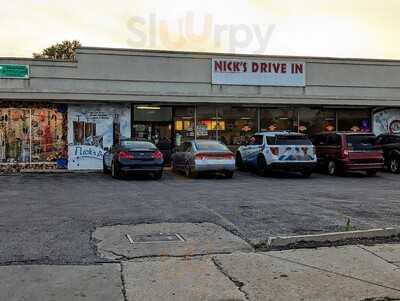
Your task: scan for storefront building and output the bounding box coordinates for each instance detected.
[1,47,400,171]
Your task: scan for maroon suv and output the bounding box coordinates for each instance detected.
[311,132,384,176]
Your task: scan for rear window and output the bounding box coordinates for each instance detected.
[195,141,229,151]
[346,135,376,151]
[120,141,157,151]
[274,135,312,145]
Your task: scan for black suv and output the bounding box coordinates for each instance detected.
[375,134,400,173]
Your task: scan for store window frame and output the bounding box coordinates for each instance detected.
[0,104,67,169]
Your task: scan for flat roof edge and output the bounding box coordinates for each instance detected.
[77,46,400,64]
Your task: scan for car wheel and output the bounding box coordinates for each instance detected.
[366,170,377,177]
[153,171,163,180]
[224,171,234,179]
[236,153,246,171]
[327,160,337,176]
[103,159,108,174]
[389,156,400,174]
[111,161,120,179]
[171,160,177,172]
[184,162,193,178]
[257,156,268,177]
[301,171,312,178]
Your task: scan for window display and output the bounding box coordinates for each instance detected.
[174,106,195,145]
[31,109,66,162]
[217,106,257,148]
[338,110,371,132]
[260,108,297,132]
[298,108,336,134]
[0,106,67,168]
[197,106,217,140]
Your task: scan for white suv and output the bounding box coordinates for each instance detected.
[236,131,317,177]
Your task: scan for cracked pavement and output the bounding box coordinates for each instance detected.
[3,243,400,301]
[2,170,400,300]
[1,170,400,264]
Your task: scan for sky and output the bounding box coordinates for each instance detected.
[0,0,399,59]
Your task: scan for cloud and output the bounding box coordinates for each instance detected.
[0,0,399,59]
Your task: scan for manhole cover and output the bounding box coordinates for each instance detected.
[126,233,185,244]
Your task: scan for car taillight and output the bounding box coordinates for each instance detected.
[223,153,235,160]
[152,151,163,160]
[118,151,134,160]
[195,154,207,160]
[270,147,279,156]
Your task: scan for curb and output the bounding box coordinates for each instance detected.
[266,228,400,249]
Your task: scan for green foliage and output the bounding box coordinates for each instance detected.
[33,40,81,61]
[345,218,353,232]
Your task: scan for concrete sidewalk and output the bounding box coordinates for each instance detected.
[2,243,400,301]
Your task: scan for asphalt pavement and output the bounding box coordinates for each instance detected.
[0,170,400,264]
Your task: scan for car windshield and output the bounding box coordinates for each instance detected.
[195,141,229,152]
[346,135,376,151]
[275,135,312,145]
[120,141,157,151]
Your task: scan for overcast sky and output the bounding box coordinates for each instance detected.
[1,0,398,59]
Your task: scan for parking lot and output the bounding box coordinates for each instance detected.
[0,170,400,265]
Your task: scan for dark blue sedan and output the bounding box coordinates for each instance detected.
[103,140,164,179]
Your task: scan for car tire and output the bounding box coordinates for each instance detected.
[327,160,337,176]
[389,156,400,174]
[224,171,234,179]
[171,160,177,172]
[185,162,195,178]
[301,171,312,178]
[257,156,268,177]
[366,170,377,177]
[236,153,246,171]
[153,171,163,180]
[111,161,120,179]
[103,159,109,174]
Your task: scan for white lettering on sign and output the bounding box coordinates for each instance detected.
[212,58,305,86]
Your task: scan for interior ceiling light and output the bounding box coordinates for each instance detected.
[137,106,161,110]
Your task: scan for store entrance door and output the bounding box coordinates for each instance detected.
[132,122,173,163]
[132,105,174,163]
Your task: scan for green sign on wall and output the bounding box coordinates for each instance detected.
[0,64,29,79]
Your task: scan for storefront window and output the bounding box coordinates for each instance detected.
[260,108,297,132]
[31,109,65,162]
[0,109,30,163]
[298,108,336,135]
[134,105,172,122]
[217,106,257,148]
[197,105,217,140]
[338,110,371,132]
[174,106,195,146]
[0,106,67,166]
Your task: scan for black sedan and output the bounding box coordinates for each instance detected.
[103,140,164,179]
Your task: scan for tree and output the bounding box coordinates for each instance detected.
[33,40,81,61]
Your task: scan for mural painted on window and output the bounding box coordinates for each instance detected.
[68,104,131,170]
[373,109,400,136]
[0,105,67,171]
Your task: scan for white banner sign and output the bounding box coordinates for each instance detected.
[212,58,306,87]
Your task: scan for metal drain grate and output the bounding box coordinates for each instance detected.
[126,233,185,244]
